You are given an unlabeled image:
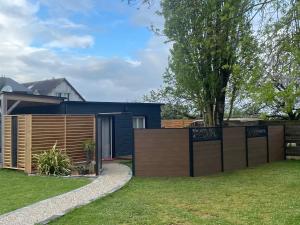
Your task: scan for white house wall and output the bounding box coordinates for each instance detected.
[49,81,83,101]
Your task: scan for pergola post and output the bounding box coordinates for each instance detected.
[0,92,63,168]
[1,94,7,167]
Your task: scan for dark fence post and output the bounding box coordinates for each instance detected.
[189,128,194,177]
[95,115,103,176]
[245,127,249,167]
[95,115,99,176]
[283,124,287,160]
[221,127,224,172]
[266,126,270,163]
[132,128,136,176]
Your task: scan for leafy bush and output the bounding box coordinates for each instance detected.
[34,143,71,176]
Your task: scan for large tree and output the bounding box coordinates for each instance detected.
[132,0,299,122]
[143,88,198,119]
[159,0,259,126]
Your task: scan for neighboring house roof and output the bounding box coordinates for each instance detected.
[23,78,85,101]
[0,77,32,93]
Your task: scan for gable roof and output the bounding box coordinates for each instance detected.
[0,77,32,93]
[23,78,85,101]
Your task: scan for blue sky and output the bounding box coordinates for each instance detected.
[34,0,152,58]
[0,0,169,101]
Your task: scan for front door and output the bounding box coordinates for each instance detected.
[101,117,112,159]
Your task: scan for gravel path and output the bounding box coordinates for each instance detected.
[0,163,132,225]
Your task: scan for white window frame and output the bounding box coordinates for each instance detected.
[133,116,146,129]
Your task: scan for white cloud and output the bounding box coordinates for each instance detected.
[0,0,169,101]
[40,18,86,30]
[44,35,94,49]
[38,0,94,15]
[130,1,164,29]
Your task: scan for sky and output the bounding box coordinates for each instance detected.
[0,0,169,101]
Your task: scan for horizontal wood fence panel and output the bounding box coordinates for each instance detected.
[3,116,12,168]
[248,137,268,167]
[3,115,95,173]
[134,129,190,177]
[17,116,26,170]
[161,120,194,128]
[223,127,247,171]
[193,141,222,176]
[66,115,95,163]
[268,126,284,161]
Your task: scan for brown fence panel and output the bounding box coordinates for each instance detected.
[193,141,222,176]
[134,129,190,177]
[268,126,284,161]
[248,137,268,167]
[223,127,247,171]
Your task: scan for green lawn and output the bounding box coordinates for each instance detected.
[0,169,89,215]
[50,161,300,225]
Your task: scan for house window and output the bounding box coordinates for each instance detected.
[56,92,70,100]
[65,93,70,100]
[133,116,146,129]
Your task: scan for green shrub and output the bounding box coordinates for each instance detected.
[34,143,71,176]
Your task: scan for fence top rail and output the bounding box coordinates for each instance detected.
[4,114,96,117]
[175,125,283,129]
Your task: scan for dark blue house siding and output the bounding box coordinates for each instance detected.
[62,102,161,129]
[13,101,162,157]
[113,113,133,157]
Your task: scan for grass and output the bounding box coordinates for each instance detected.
[50,161,300,225]
[0,169,90,215]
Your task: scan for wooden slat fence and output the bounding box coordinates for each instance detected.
[3,116,12,168]
[17,116,26,170]
[161,120,194,128]
[3,115,95,173]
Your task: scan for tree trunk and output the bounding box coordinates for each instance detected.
[227,85,237,121]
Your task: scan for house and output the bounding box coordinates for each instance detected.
[13,101,162,158]
[0,77,32,93]
[0,77,162,166]
[23,78,85,101]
